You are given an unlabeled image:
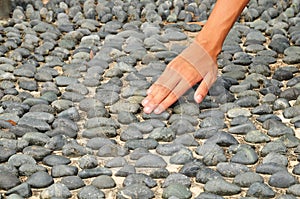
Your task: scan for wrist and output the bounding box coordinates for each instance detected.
[194,32,222,61]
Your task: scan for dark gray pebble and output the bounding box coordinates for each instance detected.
[125,138,158,150]
[78,167,112,179]
[60,176,85,190]
[162,183,192,199]
[105,157,127,168]
[5,182,32,198]
[246,182,275,198]
[162,173,191,188]
[135,154,167,168]
[18,163,47,177]
[0,172,21,190]
[26,171,54,188]
[51,165,78,178]
[77,185,105,199]
[256,163,287,175]
[216,162,249,177]
[204,179,241,196]
[268,171,297,188]
[40,183,72,199]
[115,164,136,177]
[123,173,157,188]
[195,167,223,184]
[233,172,264,187]
[117,184,154,199]
[42,154,71,166]
[22,146,52,161]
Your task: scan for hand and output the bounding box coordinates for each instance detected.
[142,41,218,114]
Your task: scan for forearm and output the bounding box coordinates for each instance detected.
[196,0,249,60]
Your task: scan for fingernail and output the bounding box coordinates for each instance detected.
[154,107,163,114]
[142,99,149,106]
[195,95,203,103]
[143,106,151,113]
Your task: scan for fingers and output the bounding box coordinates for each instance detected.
[194,74,213,103]
[142,84,172,114]
[152,80,191,114]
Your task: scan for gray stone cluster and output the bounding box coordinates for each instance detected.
[0,0,300,198]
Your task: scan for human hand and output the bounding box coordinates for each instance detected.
[142,41,218,114]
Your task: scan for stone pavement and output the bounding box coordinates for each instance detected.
[0,0,300,198]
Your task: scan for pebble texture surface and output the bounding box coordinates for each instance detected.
[0,0,300,198]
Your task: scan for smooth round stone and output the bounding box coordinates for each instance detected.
[95,90,119,105]
[22,146,52,161]
[233,172,264,187]
[18,163,47,177]
[8,154,36,168]
[287,184,300,197]
[256,162,287,175]
[156,143,185,156]
[85,117,120,129]
[283,106,300,119]
[280,88,300,101]
[87,107,109,118]
[196,143,227,166]
[230,146,258,165]
[246,182,275,198]
[170,119,195,135]
[195,167,223,184]
[148,127,176,142]
[120,126,143,141]
[135,154,167,168]
[204,179,241,196]
[77,185,105,199]
[78,167,112,179]
[230,116,251,126]
[149,168,169,179]
[216,162,250,177]
[195,192,225,199]
[98,144,128,157]
[261,141,287,156]
[91,175,116,189]
[54,76,79,86]
[205,131,239,147]
[0,172,21,190]
[5,182,32,198]
[162,173,191,188]
[26,171,54,188]
[173,103,200,116]
[115,164,136,177]
[18,116,51,131]
[263,152,288,166]
[268,171,297,188]
[105,157,127,168]
[117,184,154,199]
[42,154,71,166]
[174,134,199,146]
[129,121,154,134]
[51,165,78,178]
[40,183,71,199]
[245,130,271,143]
[200,117,226,129]
[123,173,157,188]
[60,176,85,190]
[125,138,158,150]
[228,123,256,134]
[79,98,104,112]
[18,78,38,91]
[227,108,251,118]
[0,147,16,163]
[129,148,150,161]
[273,98,290,110]
[162,183,192,199]
[117,111,138,124]
[110,101,140,113]
[170,148,194,165]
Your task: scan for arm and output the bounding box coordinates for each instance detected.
[196,0,250,60]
